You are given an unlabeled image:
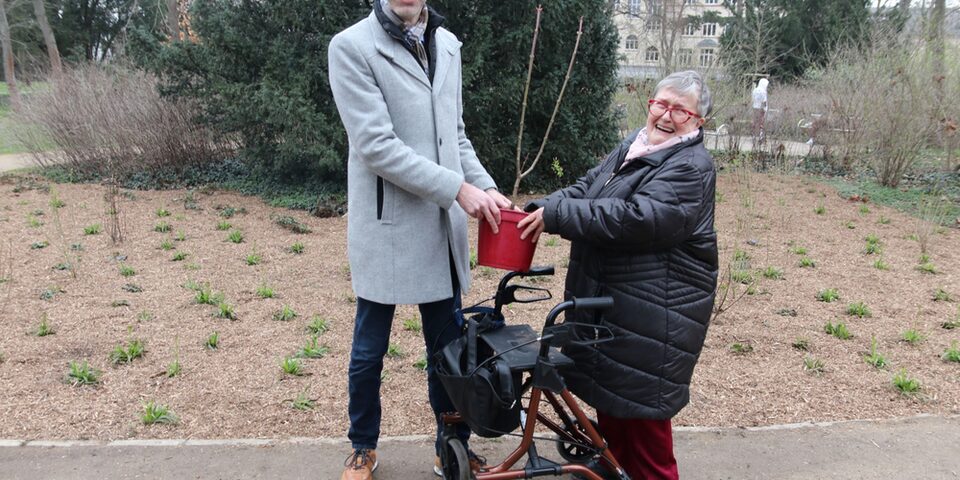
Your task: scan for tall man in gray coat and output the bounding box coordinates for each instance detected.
[329,1,511,478]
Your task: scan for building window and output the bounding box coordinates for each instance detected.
[646,18,662,32]
[629,0,642,16]
[625,35,639,50]
[701,23,718,36]
[645,46,660,63]
[699,48,715,67]
[647,0,662,16]
[704,0,720,3]
[678,49,693,66]
[684,0,696,4]
[683,23,697,36]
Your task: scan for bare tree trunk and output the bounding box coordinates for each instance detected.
[929,0,945,87]
[0,0,21,111]
[32,0,62,78]
[166,0,180,40]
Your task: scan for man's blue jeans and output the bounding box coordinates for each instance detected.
[347,289,471,453]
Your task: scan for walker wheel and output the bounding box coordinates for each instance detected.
[556,418,601,463]
[439,437,473,480]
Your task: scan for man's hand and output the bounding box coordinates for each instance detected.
[457,182,501,233]
[484,188,514,210]
[517,207,545,243]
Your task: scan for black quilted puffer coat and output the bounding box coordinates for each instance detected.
[526,128,718,419]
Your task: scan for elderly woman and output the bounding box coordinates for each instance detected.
[517,70,718,479]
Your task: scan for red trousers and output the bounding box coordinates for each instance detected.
[597,411,679,480]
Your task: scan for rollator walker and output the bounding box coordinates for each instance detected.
[435,266,630,480]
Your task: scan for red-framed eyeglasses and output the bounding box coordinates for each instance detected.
[648,99,702,125]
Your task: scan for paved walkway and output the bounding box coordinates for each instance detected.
[0,153,36,173]
[1,415,957,479]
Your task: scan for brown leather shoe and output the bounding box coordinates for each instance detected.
[340,449,378,480]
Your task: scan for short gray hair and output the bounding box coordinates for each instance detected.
[653,70,712,118]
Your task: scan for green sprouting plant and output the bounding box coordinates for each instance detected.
[733,249,750,262]
[933,288,952,302]
[110,299,130,307]
[403,317,422,332]
[156,208,171,218]
[28,215,43,228]
[386,343,404,358]
[798,257,816,268]
[730,342,753,354]
[66,361,101,385]
[544,236,559,247]
[824,322,852,340]
[814,204,826,215]
[844,221,856,229]
[273,215,313,234]
[40,285,64,301]
[216,220,232,231]
[900,329,925,344]
[297,336,329,359]
[281,357,304,376]
[803,356,825,376]
[345,293,357,304]
[413,354,428,371]
[172,251,188,262]
[137,310,153,322]
[731,270,753,285]
[110,339,145,364]
[878,216,891,225]
[245,251,261,266]
[816,288,840,303]
[307,315,329,334]
[873,258,890,270]
[49,196,66,209]
[469,250,478,270]
[154,221,171,233]
[205,331,220,350]
[864,242,882,255]
[761,267,784,280]
[184,262,200,271]
[119,264,136,277]
[174,230,186,242]
[216,302,236,320]
[52,262,71,271]
[858,205,870,215]
[291,390,316,411]
[846,302,871,318]
[122,283,142,293]
[83,223,103,235]
[167,337,182,378]
[792,338,810,351]
[775,308,798,317]
[159,239,174,251]
[942,342,960,363]
[256,283,275,299]
[31,240,49,249]
[36,313,54,336]
[892,369,920,394]
[865,234,880,245]
[864,336,887,369]
[218,205,246,218]
[919,253,931,264]
[70,243,83,251]
[789,246,808,255]
[141,401,178,425]
[289,242,305,254]
[274,305,298,322]
[916,262,937,274]
[227,230,244,244]
[192,284,220,304]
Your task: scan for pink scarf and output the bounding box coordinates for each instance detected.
[622,128,699,168]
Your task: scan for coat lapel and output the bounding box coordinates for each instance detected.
[431,37,457,98]
[369,14,431,88]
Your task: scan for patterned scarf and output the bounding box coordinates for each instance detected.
[380,0,430,74]
[622,127,700,167]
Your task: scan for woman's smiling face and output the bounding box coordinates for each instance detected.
[645,87,704,145]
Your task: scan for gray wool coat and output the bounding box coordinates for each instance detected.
[328,11,497,305]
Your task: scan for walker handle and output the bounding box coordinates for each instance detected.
[572,296,614,311]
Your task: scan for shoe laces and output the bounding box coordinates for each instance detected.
[345,449,373,470]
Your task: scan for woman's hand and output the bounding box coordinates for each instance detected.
[517,207,545,243]
[484,188,514,210]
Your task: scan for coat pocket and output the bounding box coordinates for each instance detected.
[377,177,394,225]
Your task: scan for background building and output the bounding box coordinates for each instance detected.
[612,0,732,78]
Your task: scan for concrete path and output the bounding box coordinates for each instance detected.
[1,415,957,479]
[0,153,36,173]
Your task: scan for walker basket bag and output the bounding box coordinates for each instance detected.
[435,317,521,438]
